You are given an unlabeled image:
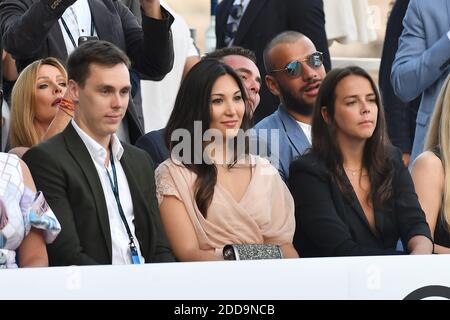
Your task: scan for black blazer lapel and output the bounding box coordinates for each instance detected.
[62,124,113,257]
[341,175,378,237]
[120,149,150,258]
[233,0,269,45]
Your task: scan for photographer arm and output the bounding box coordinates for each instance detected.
[0,0,76,58]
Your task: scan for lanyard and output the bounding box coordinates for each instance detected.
[105,143,141,264]
[60,16,95,49]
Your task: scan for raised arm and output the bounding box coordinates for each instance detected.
[117,0,174,79]
[0,0,75,58]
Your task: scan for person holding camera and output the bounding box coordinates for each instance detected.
[0,0,175,144]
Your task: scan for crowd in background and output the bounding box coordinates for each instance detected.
[0,0,449,268]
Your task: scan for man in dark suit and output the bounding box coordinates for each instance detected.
[215,0,330,123]
[0,0,175,144]
[23,41,175,266]
[379,0,420,167]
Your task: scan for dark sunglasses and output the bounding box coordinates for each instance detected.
[271,52,324,77]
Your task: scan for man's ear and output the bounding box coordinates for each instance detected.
[68,79,79,103]
[321,106,330,124]
[265,74,281,97]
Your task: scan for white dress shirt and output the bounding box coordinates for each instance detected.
[71,120,144,264]
[297,121,312,144]
[58,0,97,54]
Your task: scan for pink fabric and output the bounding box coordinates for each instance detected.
[155,155,295,255]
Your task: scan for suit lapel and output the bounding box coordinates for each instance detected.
[234,0,269,45]
[343,174,382,239]
[120,147,150,257]
[278,106,310,156]
[63,123,112,257]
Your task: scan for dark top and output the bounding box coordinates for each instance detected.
[379,0,420,154]
[429,147,450,248]
[135,128,169,168]
[288,147,432,257]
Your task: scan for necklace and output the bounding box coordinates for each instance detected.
[344,167,362,177]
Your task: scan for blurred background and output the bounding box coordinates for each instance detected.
[166,0,392,59]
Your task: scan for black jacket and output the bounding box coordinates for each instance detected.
[289,147,431,257]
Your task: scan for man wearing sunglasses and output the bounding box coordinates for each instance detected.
[254,31,325,182]
[215,0,330,124]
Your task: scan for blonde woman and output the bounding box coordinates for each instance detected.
[10,57,73,157]
[411,73,450,254]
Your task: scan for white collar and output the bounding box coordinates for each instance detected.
[71,119,124,168]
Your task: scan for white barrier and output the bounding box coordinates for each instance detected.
[2,255,450,300]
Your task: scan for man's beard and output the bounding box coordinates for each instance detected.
[279,85,314,116]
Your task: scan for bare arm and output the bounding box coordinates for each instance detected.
[280,244,299,258]
[411,151,450,253]
[140,0,162,19]
[159,195,223,261]
[407,235,433,254]
[17,159,48,267]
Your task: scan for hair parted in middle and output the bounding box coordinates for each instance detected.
[311,65,394,207]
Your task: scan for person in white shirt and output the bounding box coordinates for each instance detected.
[22,40,175,266]
[254,31,326,181]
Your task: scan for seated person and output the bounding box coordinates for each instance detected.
[289,66,433,257]
[9,57,73,157]
[156,59,298,261]
[411,73,450,254]
[0,153,61,268]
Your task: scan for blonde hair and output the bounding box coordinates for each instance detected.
[10,57,67,148]
[424,73,450,230]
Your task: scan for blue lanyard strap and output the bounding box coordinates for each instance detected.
[105,143,141,264]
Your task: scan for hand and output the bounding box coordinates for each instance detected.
[139,0,162,19]
[402,153,411,167]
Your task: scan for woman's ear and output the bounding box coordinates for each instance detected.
[321,106,330,124]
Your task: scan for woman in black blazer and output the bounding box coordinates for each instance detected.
[289,66,433,257]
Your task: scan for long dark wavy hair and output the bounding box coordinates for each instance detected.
[311,66,394,207]
[165,59,252,217]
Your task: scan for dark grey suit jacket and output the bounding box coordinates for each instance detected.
[0,0,175,143]
[23,123,175,265]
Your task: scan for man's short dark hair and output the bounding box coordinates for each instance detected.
[203,46,257,64]
[67,40,131,87]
